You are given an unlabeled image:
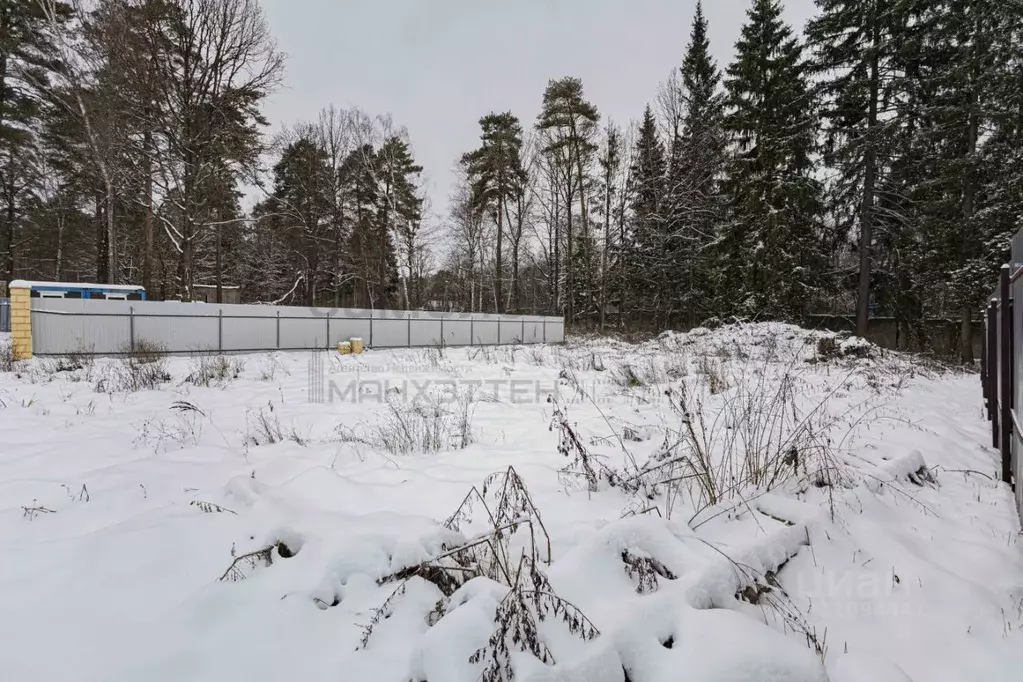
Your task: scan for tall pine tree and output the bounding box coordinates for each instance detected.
[461,112,526,313]
[376,135,422,310]
[536,77,599,323]
[268,134,333,305]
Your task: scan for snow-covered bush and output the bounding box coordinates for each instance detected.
[816,333,875,362]
[0,339,13,373]
[184,353,244,387]
[33,347,97,383]
[94,339,171,393]
[365,467,605,682]
[133,401,206,453]
[245,403,305,446]
[256,353,287,381]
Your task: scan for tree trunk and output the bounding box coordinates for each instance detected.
[143,131,155,293]
[106,185,116,283]
[600,165,612,331]
[958,17,982,364]
[575,150,592,323]
[215,221,223,304]
[55,210,65,280]
[564,163,575,323]
[960,308,974,365]
[3,145,14,283]
[178,235,194,301]
[508,198,522,313]
[856,24,880,338]
[617,168,629,329]
[0,36,10,284]
[96,194,108,283]
[495,196,504,313]
[553,182,561,316]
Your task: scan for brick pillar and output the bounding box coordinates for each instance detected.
[9,284,32,360]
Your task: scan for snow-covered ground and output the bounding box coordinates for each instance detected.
[0,324,1021,682]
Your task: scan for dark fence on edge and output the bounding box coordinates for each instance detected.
[980,230,1023,522]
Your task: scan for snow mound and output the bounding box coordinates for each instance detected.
[1,322,1020,681]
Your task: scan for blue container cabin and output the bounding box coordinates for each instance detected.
[9,280,146,301]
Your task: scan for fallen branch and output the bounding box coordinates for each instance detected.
[218,545,277,582]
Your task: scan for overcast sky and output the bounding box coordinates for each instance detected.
[258,0,817,219]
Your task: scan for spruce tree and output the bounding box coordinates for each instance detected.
[663,2,726,325]
[721,0,825,318]
[806,0,910,335]
[0,0,70,282]
[979,8,1023,276]
[626,105,666,321]
[918,0,1016,360]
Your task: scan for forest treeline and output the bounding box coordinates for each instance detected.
[2,0,1021,358]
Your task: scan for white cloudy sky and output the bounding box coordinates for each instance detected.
[258,0,817,219]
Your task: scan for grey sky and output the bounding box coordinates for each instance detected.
[259,0,817,219]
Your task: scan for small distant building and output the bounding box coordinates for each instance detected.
[8,280,146,300]
[192,284,241,304]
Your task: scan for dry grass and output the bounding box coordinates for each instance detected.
[336,387,480,455]
[246,403,306,446]
[545,327,903,522]
[185,353,244,387]
[101,340,170,392]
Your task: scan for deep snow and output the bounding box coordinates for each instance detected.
[0,324,1021,681]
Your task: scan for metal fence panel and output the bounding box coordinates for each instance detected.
[471,319,500,345]
[221,316,278,352]
[545,319,565,344]
[0,298,9,333]
[29,297,563,355]
[499,319,524,344]
[279,316,330,350]
[33,308,130,354]
[409,319,442,347]
[135,314,219,352]
[443,319,473,346]
[328,318,372,348]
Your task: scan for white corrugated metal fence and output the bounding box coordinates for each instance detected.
[30,298,565,355]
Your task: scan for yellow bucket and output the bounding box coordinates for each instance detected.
[350,337,364,354]
[337,341,352,355]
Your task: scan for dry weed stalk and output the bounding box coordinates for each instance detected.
[218,541,296,582]
[360,467,596,679]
